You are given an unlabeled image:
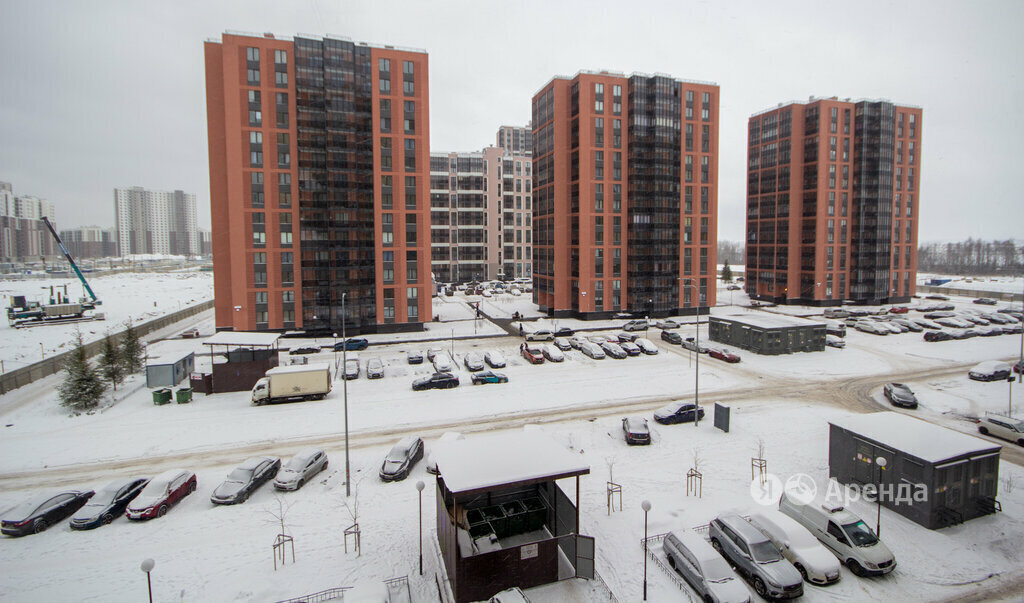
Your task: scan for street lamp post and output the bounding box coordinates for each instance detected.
[641,500,651,601]
[333,332,338,371]
[681,279,701,428]
[140,558,155,603]
[875,456,887,537]
[342,293,351,497]
[416,480,425,575]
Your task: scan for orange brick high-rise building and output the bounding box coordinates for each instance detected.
[205,32,431,333]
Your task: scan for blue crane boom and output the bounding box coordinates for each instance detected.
[41,216,100,304]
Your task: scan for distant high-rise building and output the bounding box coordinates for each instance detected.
[496,123,532,155]
[205,32,431,333]
[0,182,59,263]
[531,71,719,318]
[429,147,533,283]
[745,97,922,305]
[198,229,212,257]
[59,226,119,260]
[114,186,199,257]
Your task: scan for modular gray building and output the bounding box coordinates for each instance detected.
[829,412,1001,530]
[708,312,825,355]
[145,349,195,388]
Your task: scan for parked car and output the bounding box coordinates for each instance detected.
[601,341,628,359]
[553,327,575,337]
[471,370,509,385]
[622,416,651,445]
[379,437,424,482]
[663,529,751,603]
[977,413,1024,446]
[484,350,506,368]
[708,347,741,363]
[926,294,950,301]
[69,478,148,530]
[891,319,922,332]
[580,341,606,359]
[747,510,841,586]
[855,321,889,335]
[1016,360,1024,374]
[289,346,321,355]
[653,401,705,425]
[568,335,588,349]
[825,335,846,349]
[924,311,956,319]
[620,340,642,356]
[616,331,639,343]
[912,318,942,330]
[977,325,1003,337]
[553,336,572,351]
[412,372,460,391]
[542,344,565,362]
[982,313,1012,325]
[622,319,649,331]
[520,343,546,364]
[883,383,918,409]
[655,319,680,330]
[488,587,532,603]
[824,308,850,319]
[2,490,94,536]
[635,338,659,355]
[779,493,895,576]
[923,330,953,342]
[974,297,998,305]
[727,284,742,291]
[126,469,197,520]
[661,330,683,345]
[432,353,453,372]
[464,352,485,372]
[525,329,555,342]
[588,334,609,345]
[407,349,424,364]
[969,361,1012,382]
[334,338,369,351]
[709,514,803,599]
[273,449,328,491]
[211,457,281,505]
[682,337,710,353]
[888,306,909,314]
[343,358,360,380]
[825,320,847,337]
[366,358,385,379]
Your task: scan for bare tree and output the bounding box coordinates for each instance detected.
[265,493,297,536]
[605,455,616,483]
[692,447,704,473]
[756,438,766,460]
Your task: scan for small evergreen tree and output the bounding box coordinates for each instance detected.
[721,260,733,283]
[99,333,124,391]
[58,331,106,412]
[120,318,144,374]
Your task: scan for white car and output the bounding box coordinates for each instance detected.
[553,336,572,351]
[634,338,659,355]
[567,334,587,349]
[588,334,608,345]
[542,344,565,362]
[366,357,384,379]
[273,449,328,491]
[488,586,531,603]
[525,329,555,342]
[484,350,506,368]
[826,334,845,349]
[432,353,453,372]
[977,413,1024,446]
[579,341,606,359]
[748,510,842,586]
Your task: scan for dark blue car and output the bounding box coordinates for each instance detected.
[69,478,149,530]
[334,338,369,351]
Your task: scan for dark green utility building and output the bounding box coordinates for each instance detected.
[709,312,825,355]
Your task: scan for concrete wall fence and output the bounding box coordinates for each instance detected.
[0,300,214,395]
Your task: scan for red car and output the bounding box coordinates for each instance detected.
[889,306,909,314]
[708,347,741,363]
[520,343,545,364]
[125,469,197,520]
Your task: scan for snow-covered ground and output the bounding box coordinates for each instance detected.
[918,273,1023,295]
[1,272,1024,602]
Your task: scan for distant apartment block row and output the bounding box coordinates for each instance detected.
[205,30,921,332]
[0,181,59,263]
[114,186,200,257]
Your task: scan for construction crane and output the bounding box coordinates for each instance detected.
[6,217,103,327]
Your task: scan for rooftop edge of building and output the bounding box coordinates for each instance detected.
[750,96,923,118]
[206,30,428,55]
[533,69,718,99]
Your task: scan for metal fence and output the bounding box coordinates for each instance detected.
[641,532,695,600]
[0,300,214,395]
[916,284,1022,303]
[274,586,351,603]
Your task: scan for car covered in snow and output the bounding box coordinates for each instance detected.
[542,344,565,362]
[273,449,327,491]
[366,357,385,379]
[682,337,710,353]
[622,416,651,445]
[580,341,606,359]
[969,361,1012,382]
[973,297,997,305]
[211,456,281,505]
[407,349,424,364]
[484,350,506,368]
[883,383,918,409]
[620,340,642,356]
[747,510,841,586]
[463,352,485,372]
[923,330,953,342]
[601,341,628,359]
[634,338,659,355]
[663,529,751,603]
[379,436,424,482]
[553,336,572,351]
[661,330,683,345]
[289,346,321,355]
[488,587,532,603]
[343,357,360,380]
[622,319,649,331]
[825,334,845,348]
[616,331,639,343]
[568,335,588,349]
[471,370,509,385]
[520,343,545,364]
[2,490,94,536]
[655,319,680,330]
[126,469,197,520]
[69,478,148,530]
[412,372,460,391]
[654,401,705,425]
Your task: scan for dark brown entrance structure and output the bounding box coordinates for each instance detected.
[432,431,593,602]
[199,331,281,393]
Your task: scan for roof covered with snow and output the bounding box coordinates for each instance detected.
[203,331,281,347]
[433,430,590,495]
[830,412,1000,463]
[714,312,825,330]
[266,363,331,375]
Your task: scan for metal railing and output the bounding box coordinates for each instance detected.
[641,532,695,600]
[275,586,351,603]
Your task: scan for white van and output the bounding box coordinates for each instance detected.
[748,509,841,585]
[778,493,895,577]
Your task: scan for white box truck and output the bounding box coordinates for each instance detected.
[252,363,332,405]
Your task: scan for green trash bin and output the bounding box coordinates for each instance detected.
[152,388,172,405]
[175,388,193,404]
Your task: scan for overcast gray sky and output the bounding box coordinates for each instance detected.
[1,0,1021,243]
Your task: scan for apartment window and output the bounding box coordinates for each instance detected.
[702,125,710,153]
[278,151,289,168]
[404,100,415,134]
[247,68,260,85]
[684,217,692,243]
[595,99,604,113]
[404,80,415,95]
[594,248,604,277]
[380,99,391,132]
[382,250,394,284]
[407,251,418,284]
[252,212,265,246]
[381,175,393,209]
[828,191,835,216]
[830,136,837,161]
[685,155,693,182]
[612,85,622,116]
[613,119,621,148]
[684,248,692,276]
[842,137,849,161]
[246,47,259,62]
[403,60,414,75]
[594,151,604,179]
[248,110,262,127]
[841,165,848,188]
[253,252,266,265]
[613,216,621,244]
[381,137,392,170]
[248,90,260,106]
[595,183,604,211]
[613,184,621,211]
[594,281,604,306]
[250,131,262,145]
[282,290,294,304]
[595,117,604,146]
[700,187,709,213]
[701,92,710,121]
[379,58,390,73]
[404,139,416,170]
[405,176,417,209]
[274,50,286,64]
[700,156,708,183]
[828,164,836,189]
[280,231,292,246]
[684,186,693,213]
[275,72,287,86]
[380,76,391,93]
[613,152,621,181]
[383,289,394,321]
[276,110,288,127]
[382,213,393,246]
[250,150,263,167]
[700,217,708,244]
[595,216,604,245]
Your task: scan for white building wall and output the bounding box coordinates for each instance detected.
[114,187,199,256]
